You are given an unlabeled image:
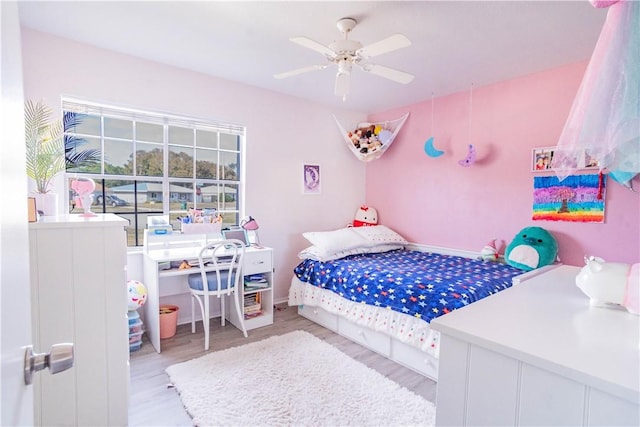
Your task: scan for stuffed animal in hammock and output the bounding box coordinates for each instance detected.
[352,205,378,227]
[505,226,558,271]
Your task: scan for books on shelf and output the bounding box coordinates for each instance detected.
[243,292,263,319]
[244,273,269,291]
[244,293,261,311]
[243,275,268,319]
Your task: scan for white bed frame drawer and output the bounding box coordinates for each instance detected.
[392,339,438,380]
[338,318,391,357]
[298,304,338,331]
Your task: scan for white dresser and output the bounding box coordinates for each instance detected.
[431,265,639,426]
[29,214,129,426]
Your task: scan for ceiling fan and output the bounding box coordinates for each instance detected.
[274,17,414,99]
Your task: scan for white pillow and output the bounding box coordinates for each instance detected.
[302,228,369,256]
[352,225,409,246]
[298,243,404,262]
[297,245,367,262]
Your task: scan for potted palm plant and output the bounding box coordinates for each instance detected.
[25,101,101,216]
[25,100,65,215]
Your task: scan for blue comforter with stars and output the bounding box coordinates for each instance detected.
[294,249,523,324]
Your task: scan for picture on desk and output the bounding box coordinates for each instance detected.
[222,228,250,246]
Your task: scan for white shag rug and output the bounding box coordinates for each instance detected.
[166,330,436,427]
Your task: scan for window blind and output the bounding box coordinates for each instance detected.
[62,98,245,136]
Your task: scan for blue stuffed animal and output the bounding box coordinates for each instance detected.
[505,226,558,271]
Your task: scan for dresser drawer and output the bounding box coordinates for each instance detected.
[243,249,272,275]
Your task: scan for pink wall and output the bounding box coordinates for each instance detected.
[367,62,639,266]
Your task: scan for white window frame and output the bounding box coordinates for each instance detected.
[62,98,246,246]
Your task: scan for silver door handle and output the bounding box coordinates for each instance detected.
[24,343,74,385]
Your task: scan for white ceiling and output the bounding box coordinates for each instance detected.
[18,1,607,114]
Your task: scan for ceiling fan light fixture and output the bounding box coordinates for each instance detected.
[275,16,414,98]
[335,70,350,99]
[337,58,352,74]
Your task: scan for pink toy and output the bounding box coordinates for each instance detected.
[480,238,501,262]
[71,178,97,217]
[576,256,639,315]
[458,144,477,167]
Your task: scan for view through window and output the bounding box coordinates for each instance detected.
[63,99,245,246]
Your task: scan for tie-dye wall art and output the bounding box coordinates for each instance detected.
[532,174,606,223]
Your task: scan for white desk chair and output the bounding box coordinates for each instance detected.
[187,239,248,350]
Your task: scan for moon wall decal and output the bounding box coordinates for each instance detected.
[423,137,444,157]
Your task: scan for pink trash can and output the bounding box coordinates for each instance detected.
[159,305,179,339]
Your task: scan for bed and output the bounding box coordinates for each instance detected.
[288,225,556,380]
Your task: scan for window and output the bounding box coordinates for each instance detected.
[63,99,245,246]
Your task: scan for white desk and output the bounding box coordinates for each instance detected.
[142,232,273,353]
[432,265,640,426]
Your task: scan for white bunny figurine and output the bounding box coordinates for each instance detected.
[575,256,639,315]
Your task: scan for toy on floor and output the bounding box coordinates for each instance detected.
[127,280,147,310]
[352,205,378,227]
[576,256,639,315]
[505,226,558,271]
[127,280,147,352]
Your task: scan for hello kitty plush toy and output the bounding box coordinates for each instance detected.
[352,205,378,227]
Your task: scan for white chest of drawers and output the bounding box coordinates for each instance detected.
[29,214,129,426]
[431,265,639,426]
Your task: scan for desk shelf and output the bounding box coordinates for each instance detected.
[158,264,228,278]
[226,249,274,332]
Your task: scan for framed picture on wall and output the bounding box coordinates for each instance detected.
[302,164,321,195]
[584,150,600,169]
[532,147,555,172]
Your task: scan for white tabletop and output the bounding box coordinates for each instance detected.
[144,243,267,263]
[29,213,128,229]
[431,265,640,403]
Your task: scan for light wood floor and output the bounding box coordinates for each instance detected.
[129,303,438,426]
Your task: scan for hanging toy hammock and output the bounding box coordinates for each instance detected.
[333,112,409,162]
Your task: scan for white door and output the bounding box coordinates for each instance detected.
[1,2,33,425]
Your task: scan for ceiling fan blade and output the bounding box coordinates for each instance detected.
[335,71,350,98]
[361,63,414,84]
[357,34,411,58]
[290,37,335,58]
[274,64,328,79]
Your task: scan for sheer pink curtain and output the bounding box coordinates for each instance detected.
[552,0,639,187]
